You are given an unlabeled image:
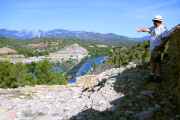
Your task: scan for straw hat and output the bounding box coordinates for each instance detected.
[152,15,163,21]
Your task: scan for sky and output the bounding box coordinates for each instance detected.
[0,0,180,38]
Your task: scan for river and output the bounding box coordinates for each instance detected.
[30,55,107,83]
[68,55,107,83]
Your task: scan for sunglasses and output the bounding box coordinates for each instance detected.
[153,20,159,22]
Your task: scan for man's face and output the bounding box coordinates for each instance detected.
[153,20,161,27]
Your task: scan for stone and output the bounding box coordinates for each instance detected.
[22,108,29,112]
[0,107,8,113]
[0,115,6,120]
[159,100,171,107]
[25,100,35,104]
[70,83,77,87]
[47,110,53,115]
[17,100,23,104]
[26,117,34,120]
[125,110,136,116]
[99,100,106,104]
[140,90,154,95]
[90,94,95,98]
[120,94,125,98]
[98,78,103,83]
[136,95,149,101]
[137,111,154,120]
[120,84,126,90]
[76,116,83,120]
[147,83,159,89]
[114,85,120,87]
[175,87,180,99]
[178,78,180,89]
[45,95,53,99]
[176,114,180,118]
[115,105,126,115]
[76,84,84,87]
[125,94,134,99]
[16,112,25,120]
[108,105,117,112]
[34,115,52,120]
[6,106,13,110]
[126,65,131,68]
[131,64,136,68]
[119,117,127,120]
[163,108,173,113]
[128,103,134,107]
[147,107,157,112]
[9,111,17,118]
[19,96,25,99]
[93,86,100,91]
[148,94,155,99]
[102,94,108,98]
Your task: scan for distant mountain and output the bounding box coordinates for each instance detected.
[0,29,150,41]
[0,29,46,39]
[131,35,151,41]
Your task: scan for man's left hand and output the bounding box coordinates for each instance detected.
[153,46,161,51]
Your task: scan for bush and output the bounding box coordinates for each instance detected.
[0,62,31,88]
[123,59,129,65]
[136,52,141,60]
[81,71,87,76]
[144,57,149,62]
[91,60,98,68]
[47,71,66,85]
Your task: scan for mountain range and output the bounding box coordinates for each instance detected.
[0,29,150,41]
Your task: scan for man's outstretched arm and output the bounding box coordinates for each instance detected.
[135,28,150,33]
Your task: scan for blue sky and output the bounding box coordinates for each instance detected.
[0,0,180,38]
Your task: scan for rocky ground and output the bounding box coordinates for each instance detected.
[0,62,180,120]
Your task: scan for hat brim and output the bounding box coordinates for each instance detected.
[152,19,162,21]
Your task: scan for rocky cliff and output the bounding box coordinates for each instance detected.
[166,24,180,105]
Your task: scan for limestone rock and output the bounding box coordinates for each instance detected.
[34,115,52,120]
[147,83,159,89]
[125,110,136,116]
[136,95,149,101]
[0,107,8,113]
[140,90,154,95]
[137,111,154,120]
[9,111,17,118]
[175,87,180,99]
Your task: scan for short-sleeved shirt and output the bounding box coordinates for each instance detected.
[148,25,169,50]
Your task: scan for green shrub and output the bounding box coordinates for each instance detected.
[144,57,149,62]
[91,60,98,68]
[81,71,87,76]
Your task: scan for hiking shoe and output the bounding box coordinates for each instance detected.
[154,76,162,83]
[147,75,154,83]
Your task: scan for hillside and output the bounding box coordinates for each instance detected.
[0,47,17,54]
[0,24,180,119]
[0,56,179,119]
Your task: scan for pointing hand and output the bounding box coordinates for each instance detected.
[135,29,141,34]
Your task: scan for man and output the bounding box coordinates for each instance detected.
[135,15,169,83]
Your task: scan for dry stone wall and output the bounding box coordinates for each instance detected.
[166,24,180,100]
